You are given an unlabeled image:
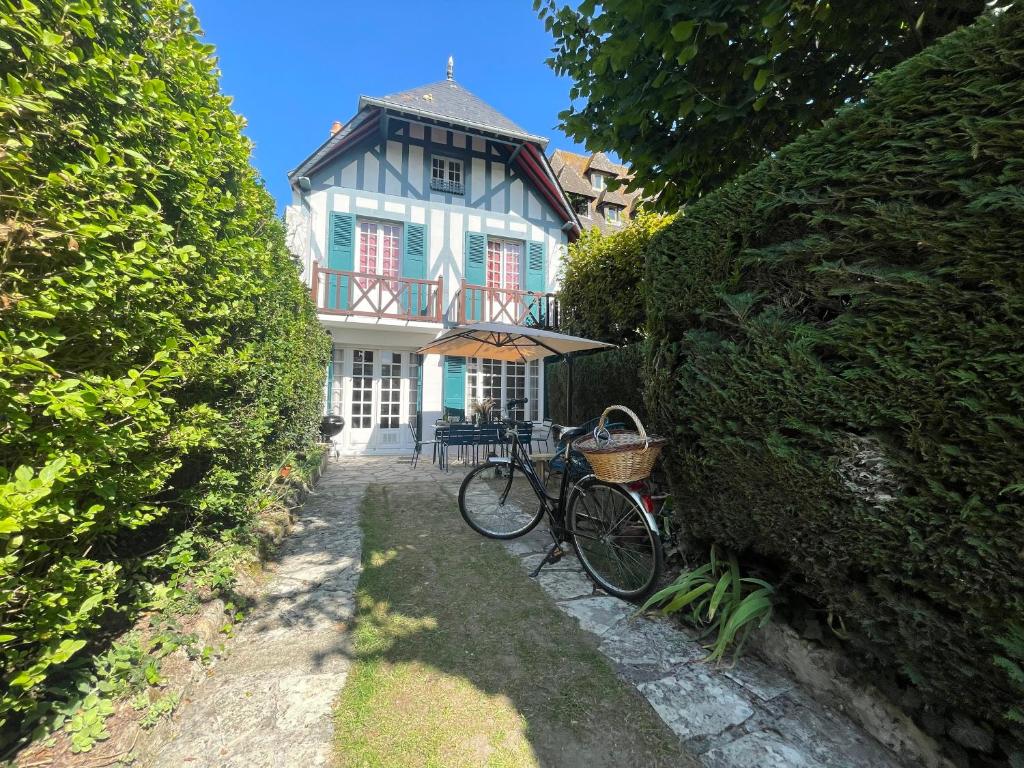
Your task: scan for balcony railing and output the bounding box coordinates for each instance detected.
[311,262,444,323]
[454,280,560,330]
[429,178,464,195]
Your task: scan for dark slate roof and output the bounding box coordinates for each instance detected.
[359,80,547,147]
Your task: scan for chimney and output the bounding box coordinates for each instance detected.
[330,120,342,136]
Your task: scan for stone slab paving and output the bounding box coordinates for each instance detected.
[141,462,366,768]
[142,455,915,767]
[500,520,915,768]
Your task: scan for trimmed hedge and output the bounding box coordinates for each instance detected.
[644,7,1024,757]
[0,0,328,743]
[558,211,674,346]
[546,345,648,427]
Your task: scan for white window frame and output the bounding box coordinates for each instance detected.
[590,171,606,191]
[604,205,622,225]
[431,155,464,194]
[466,357,540,422]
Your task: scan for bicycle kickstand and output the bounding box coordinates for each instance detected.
[529,539,565,578]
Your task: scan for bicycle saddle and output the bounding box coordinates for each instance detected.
[552,424,590,443]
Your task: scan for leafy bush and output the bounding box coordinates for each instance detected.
[546,345,647,426]
[0,0,328,746]
[558,211,673,345]
[644,7,1024,758]
[642,546,774,664]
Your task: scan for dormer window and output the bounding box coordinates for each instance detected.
[604,205,622,225]
[590,172,606,191]
[431,156,464,195]
[568,193,590,216]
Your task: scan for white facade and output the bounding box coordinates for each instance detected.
[288,106,578,455]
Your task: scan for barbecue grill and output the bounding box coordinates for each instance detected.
[320,415,344,457]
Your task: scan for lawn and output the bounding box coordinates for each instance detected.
[333,481,693,768]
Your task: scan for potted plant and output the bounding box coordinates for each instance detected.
[470,398,495,425]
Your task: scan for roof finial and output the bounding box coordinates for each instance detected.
[447,55,454,81]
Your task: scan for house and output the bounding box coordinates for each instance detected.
[549,150,643,234]
[285,64,581,455]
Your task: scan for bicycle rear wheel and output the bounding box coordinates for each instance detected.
[567,478,663,600]
[459,462,545,540]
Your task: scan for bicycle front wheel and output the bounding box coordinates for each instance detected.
[567,478,663,600]
[459,462,545,540]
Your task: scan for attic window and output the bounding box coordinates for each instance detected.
[604,205,622,225]
[568,193,590,216]
[590,172,606,191]
[431,156,464,195]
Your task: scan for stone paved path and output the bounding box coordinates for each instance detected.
[503,523,912,768]
[144,455,913,768]
[141,464,366,768]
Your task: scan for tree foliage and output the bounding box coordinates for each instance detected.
[537,0,989,208]
[643,8,1024,760]
[558,211,673,345]
[0,0,328,744]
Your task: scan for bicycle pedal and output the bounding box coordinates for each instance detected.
[545,547,565,563]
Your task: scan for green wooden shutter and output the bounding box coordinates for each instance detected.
[402,222,427,314]
[464,231,487,322]
[524,240,546,326]
[443,356,466,417]
[327,212,355,310]
[325,346,334,412]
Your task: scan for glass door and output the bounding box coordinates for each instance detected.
[348,349,375,450]
[377,352,403,447]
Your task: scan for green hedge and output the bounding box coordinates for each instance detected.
[558,211,673,345]
[644,8,1024,757]
[546,345,648,427]
[0,0,328,742]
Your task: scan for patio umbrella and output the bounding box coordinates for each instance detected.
[416,322,615,419]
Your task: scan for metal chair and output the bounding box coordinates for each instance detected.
[442,423,477,471]
[407,422,439,469]
[531,420,552,453]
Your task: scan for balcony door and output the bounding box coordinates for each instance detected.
[485,238,521,324]
[353,221,402,315]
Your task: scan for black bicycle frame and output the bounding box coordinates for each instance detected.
[486,422,576,541]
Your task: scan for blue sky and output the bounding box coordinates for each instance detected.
[189,0,589,211]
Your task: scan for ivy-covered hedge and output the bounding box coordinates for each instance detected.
[644,8,1023,759]
[0,0,328,743]
[546,345,647,427]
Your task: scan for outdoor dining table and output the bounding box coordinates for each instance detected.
[431,421,532,470]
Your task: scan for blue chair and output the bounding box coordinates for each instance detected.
[443,423,478,471]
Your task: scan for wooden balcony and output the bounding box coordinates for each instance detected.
[311,262,444,323]
[454,280,560,330]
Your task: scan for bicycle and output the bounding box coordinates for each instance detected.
[457,397,665,600]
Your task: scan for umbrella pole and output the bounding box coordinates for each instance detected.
[565,353,574,424]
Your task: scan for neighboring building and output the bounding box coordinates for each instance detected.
[549,150,642,234]
[286,65,580,455]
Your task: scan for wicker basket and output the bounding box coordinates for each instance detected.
[573,405,666,483]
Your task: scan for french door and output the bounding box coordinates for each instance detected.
[340,348,417,452]
[485,238,521,323]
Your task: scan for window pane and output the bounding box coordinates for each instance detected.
[486,240,502,288]
[382,224,400,278]
[503,241,520,291]
[358,222,377,275]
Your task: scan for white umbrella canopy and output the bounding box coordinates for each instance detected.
[415,322,614,362]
